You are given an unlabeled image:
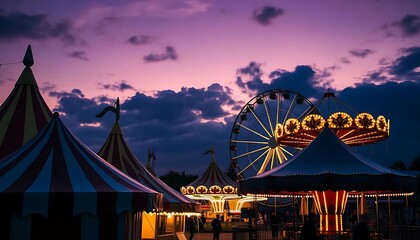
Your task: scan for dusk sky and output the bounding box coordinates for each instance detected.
[1,0,420,176]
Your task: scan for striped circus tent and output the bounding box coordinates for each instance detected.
[181,151,266,215]
[98,120,200,213]
[183,156,238,193]
[0,112,162,240]
[0,45,52,159]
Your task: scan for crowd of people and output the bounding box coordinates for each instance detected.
[187,210,372,240]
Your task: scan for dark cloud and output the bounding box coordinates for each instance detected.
[381,14,420,38]
[143,46,178,63]
[388,46,420,80]
[252,6,284,26]
[0,10,82,46]
[127,35,155,45]
[237,61,263,78]
[398,14,420,37]
[349,49,375,58]
[236,62,327,99]
[49,88,85,99]
[97,80,136,92]
[68,51,89,61]
[362,46,420,84]
[361,69,389,84]
[337,81,420,167]
[52,84,236,175]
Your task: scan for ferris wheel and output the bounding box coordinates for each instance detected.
[229,89,317,180]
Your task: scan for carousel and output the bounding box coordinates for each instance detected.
[181,147,266,225]
[96,98,201,240]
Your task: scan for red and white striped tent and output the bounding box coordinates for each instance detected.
[0,45,52,159]
[98,120,201,213]
[0,113,163,240]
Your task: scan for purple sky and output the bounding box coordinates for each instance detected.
[1,0,420,176]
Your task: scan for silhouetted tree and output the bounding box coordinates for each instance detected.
[408,155,420,170]
[159,170,198,191]
[390,160,407,171]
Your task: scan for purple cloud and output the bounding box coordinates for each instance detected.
[127,35,155,45]
[68,50,89,61]
[349,49,375,58]
[143,46,178,63]
[253,6,284,26]
[97,80,136,92]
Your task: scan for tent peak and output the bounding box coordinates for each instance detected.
[23,45,34,67]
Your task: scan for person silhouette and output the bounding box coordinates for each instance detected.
[187,216,196,240]
[352,214,370,240]
[270,212,279,239]
[300,212,323,240]
[199,213,206,232]
[211,214,222,240]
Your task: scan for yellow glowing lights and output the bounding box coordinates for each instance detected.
[196,185,208,194]
[223,185,235,194]
[275,123,283,139]
[284,118,300,135]
[355,113,375,129]
[328,112,352,128]
[209,185,222,194]
[376,115,388,132]
[186,186,195,194]
[183,185,237,195]
[302,114,325,130]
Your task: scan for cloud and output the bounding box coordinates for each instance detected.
[349,49,375,58]
[49,88,85,99]
[143,46,178,63]
[97,80,136,92]
[398,14,420,37]
[388,46,420,81]
[127,35,156,45]
[0,10,83,46]
[39,81,57,94]
[252,6,284,26]
[339,58,351,64]
[362,45,420,84]
[380,14,420,38]
[51,84,236,175]
[236,62,327,99]
[68,50,89,61]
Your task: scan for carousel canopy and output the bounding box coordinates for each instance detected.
[0,45,52,159]
[0,113,162,217]
[181,155,237,195]
[98,120,201,213]
[239,126,417,195]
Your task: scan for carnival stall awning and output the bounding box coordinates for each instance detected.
[98,120,201,213]
[239,127,417,195]
[0,45,52,159]
[0,113,162,217]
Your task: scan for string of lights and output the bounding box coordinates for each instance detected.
[0,61,22,67]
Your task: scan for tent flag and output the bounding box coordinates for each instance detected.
[96,97,120,120]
